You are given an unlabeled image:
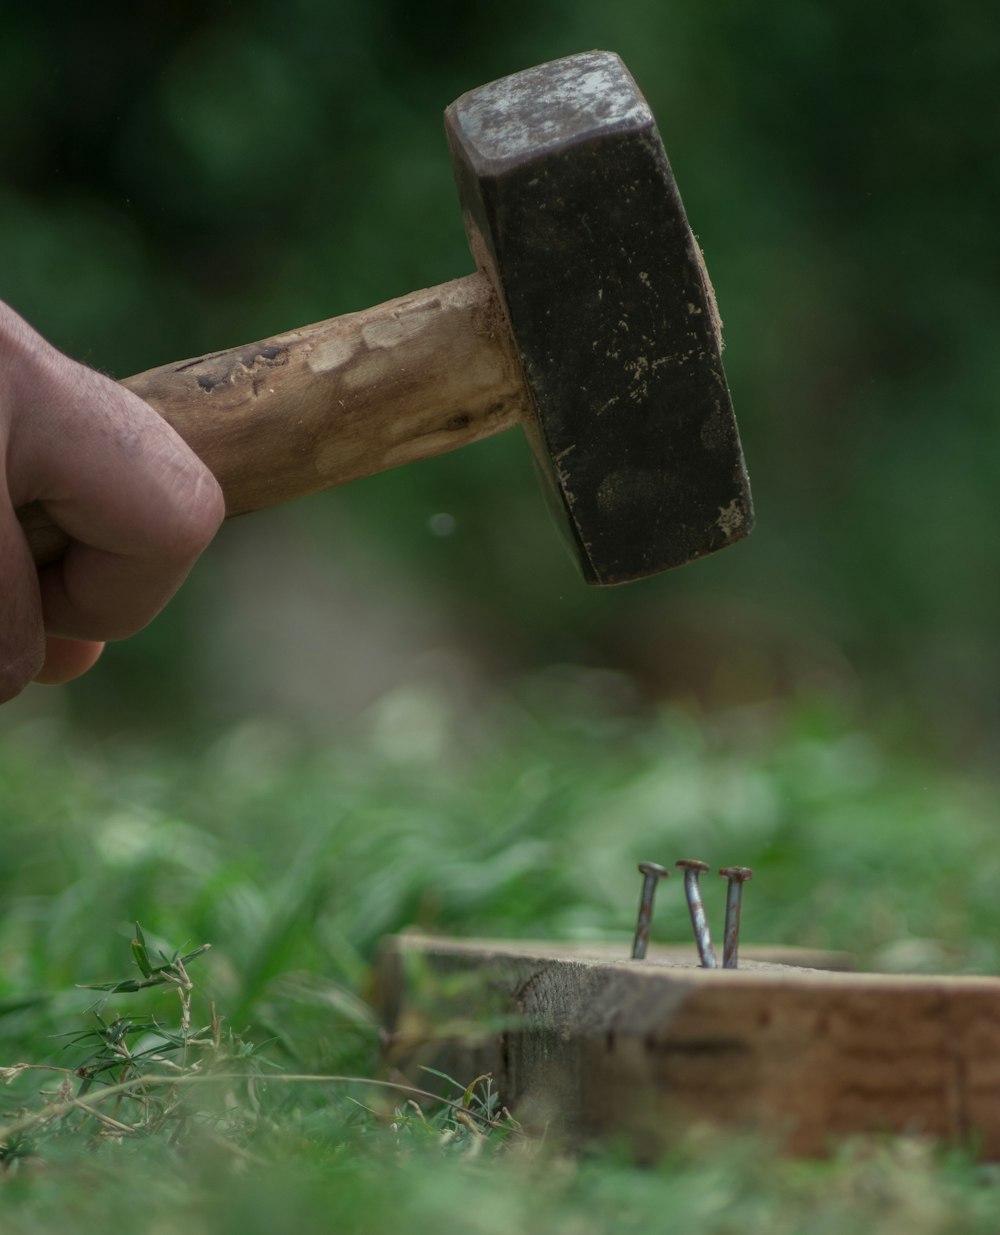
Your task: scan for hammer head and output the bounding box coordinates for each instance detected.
[445,51,753,585]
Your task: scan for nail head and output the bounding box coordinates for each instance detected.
[719,866,753,882]
[676,859,710,874]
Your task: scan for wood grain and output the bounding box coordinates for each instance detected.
[375,934,1000,1159]
[21,272,528,565]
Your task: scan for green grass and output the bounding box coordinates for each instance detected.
[2,678,1000,1230]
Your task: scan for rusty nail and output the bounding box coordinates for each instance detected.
[631,862,669,960]
[719,866,753,969]
[676,859,718,968]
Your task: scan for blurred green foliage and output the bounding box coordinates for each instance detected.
[1,686,997,1070]
[2,1,999,743]
[2,690,1000,1226]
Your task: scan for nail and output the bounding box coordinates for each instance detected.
[719,866,753,969]
[676,859,717,968]
[631,862,669,960]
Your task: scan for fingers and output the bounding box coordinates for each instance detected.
[0,495,46,702]
[32,636,105,685]
[0,513,108,695]
[13,355,225,644]
[0,306,226,702]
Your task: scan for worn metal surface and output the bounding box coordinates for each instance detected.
[631,862,669,960]
[676,859,718,968]
[445,51,753,585]
[719,866,753,969]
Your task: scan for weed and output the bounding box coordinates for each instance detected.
[0,923,519,1177]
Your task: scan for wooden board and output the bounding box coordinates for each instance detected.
[374,934,1000,1158]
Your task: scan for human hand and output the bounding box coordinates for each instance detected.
[1,301,225,702]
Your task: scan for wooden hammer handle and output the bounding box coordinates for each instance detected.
[21,272,527,567]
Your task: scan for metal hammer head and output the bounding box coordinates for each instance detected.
[445,51,753,585]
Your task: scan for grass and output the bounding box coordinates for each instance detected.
[2,673,1000,1230]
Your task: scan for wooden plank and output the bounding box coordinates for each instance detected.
[374,934,1000,1158]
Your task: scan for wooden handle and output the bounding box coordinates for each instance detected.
[21,272,528,566]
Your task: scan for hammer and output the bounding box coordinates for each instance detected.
[22,51,753,585]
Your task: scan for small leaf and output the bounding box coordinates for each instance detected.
[418,1065,466,1094]
[132,937,153,979]
[462,1073,492,1109]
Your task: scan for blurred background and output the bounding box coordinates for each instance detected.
[1,0,998,756]
[2,1,1000,1097]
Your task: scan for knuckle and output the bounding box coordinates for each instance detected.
[159,460,226,564]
